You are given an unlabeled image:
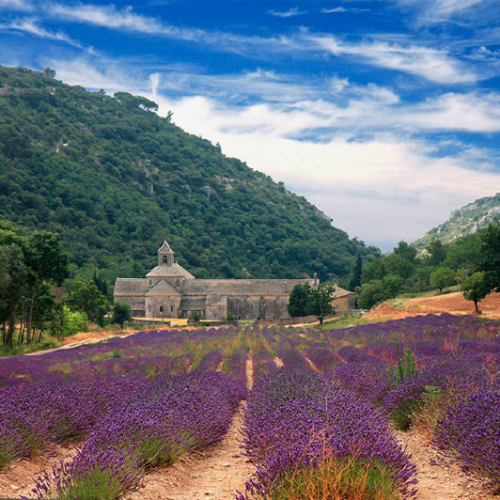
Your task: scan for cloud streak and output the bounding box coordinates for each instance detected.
[311,34,478,83]
[268,7,307,18]
[0,17,83,47]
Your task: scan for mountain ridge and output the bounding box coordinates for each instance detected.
[413,193,500,250]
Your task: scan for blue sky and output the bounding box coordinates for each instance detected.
[1,0,500,251]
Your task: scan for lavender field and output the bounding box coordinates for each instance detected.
[1,313,499,499]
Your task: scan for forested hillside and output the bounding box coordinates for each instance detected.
[0,66,378,284]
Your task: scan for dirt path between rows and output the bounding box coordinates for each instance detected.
[125,359,255,500]
[396,430,495,500]
[0,443,78,498]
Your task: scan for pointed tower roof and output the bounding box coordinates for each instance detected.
[158,241,173,253]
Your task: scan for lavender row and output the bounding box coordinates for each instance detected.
[0,326,245,384]
[239,367,417,500]
[31,370,243,500]
[433,389,500,494]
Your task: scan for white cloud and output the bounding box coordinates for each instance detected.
[160,96,498,249]
[403,92,500,131]
[321,7,369,13]
[322,7,346,13]
[395,0,488,16]
[268,7,307,18]
[0,17,82,47]
[311,34,477,83]
[0,0,33,11]
[47,3,168,34]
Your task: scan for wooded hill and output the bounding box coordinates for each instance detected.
[0,65,379,285]
[413,193,500,251]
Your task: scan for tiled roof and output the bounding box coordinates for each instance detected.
[114,278,149,296]
[146,264,195,279]
[180,279,313,296]
[146,280,182,297]
[334,286,355,298]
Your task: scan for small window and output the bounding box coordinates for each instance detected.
[170,306,173,312]
[149,280,152,286]
[159,306,163,313]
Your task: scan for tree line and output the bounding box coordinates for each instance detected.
[0,224,131,351]
[338,222,500,311]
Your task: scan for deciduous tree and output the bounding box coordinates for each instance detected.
[287,283,310,317]
[462,272,490,312]
[430,267,455,294]
[306,283,336,324]
[112,301,132,330]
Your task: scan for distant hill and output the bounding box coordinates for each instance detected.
[413,193,500,250]
[0,65,379,285]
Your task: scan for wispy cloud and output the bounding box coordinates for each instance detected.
[47,3,168,34]
[321,7,369,13]
[396,0,489,16]
[311,34,478,83]
[268,7,307,18]
[0,17,83,47]
[0,0,33,11]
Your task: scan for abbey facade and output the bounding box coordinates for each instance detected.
[114,241,320,321]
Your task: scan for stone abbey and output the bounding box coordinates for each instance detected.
[114,241,354,321]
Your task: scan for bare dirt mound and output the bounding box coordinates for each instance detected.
[365,292,500,320]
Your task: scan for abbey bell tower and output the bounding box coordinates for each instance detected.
[158,241,174,266]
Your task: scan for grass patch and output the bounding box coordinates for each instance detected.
[268,455,401,500]
[0,334,61,358]
[311,314,394,331]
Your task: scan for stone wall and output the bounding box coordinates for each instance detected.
[145,296,182,319]
[227,295,290,321]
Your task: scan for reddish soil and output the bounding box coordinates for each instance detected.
[365,291,500,320]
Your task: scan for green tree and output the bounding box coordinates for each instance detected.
[0,244,28,347]
[384,254,415,281]
[429,267,455,294]
[22,231,69,343]
[66,280,108,327]
[425,238,447,266]
[461,272,490,312]
[188,310,201,323]
[112,301,132,329]
[63,306,88,336]
[305,283,336,324]
[383,274,404,298]
[43,67,56,79]
[393,240,418,264]
[287,283,311,317]
[356,281,388,309]
[478,222,500,292]
[348,254,362,291]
